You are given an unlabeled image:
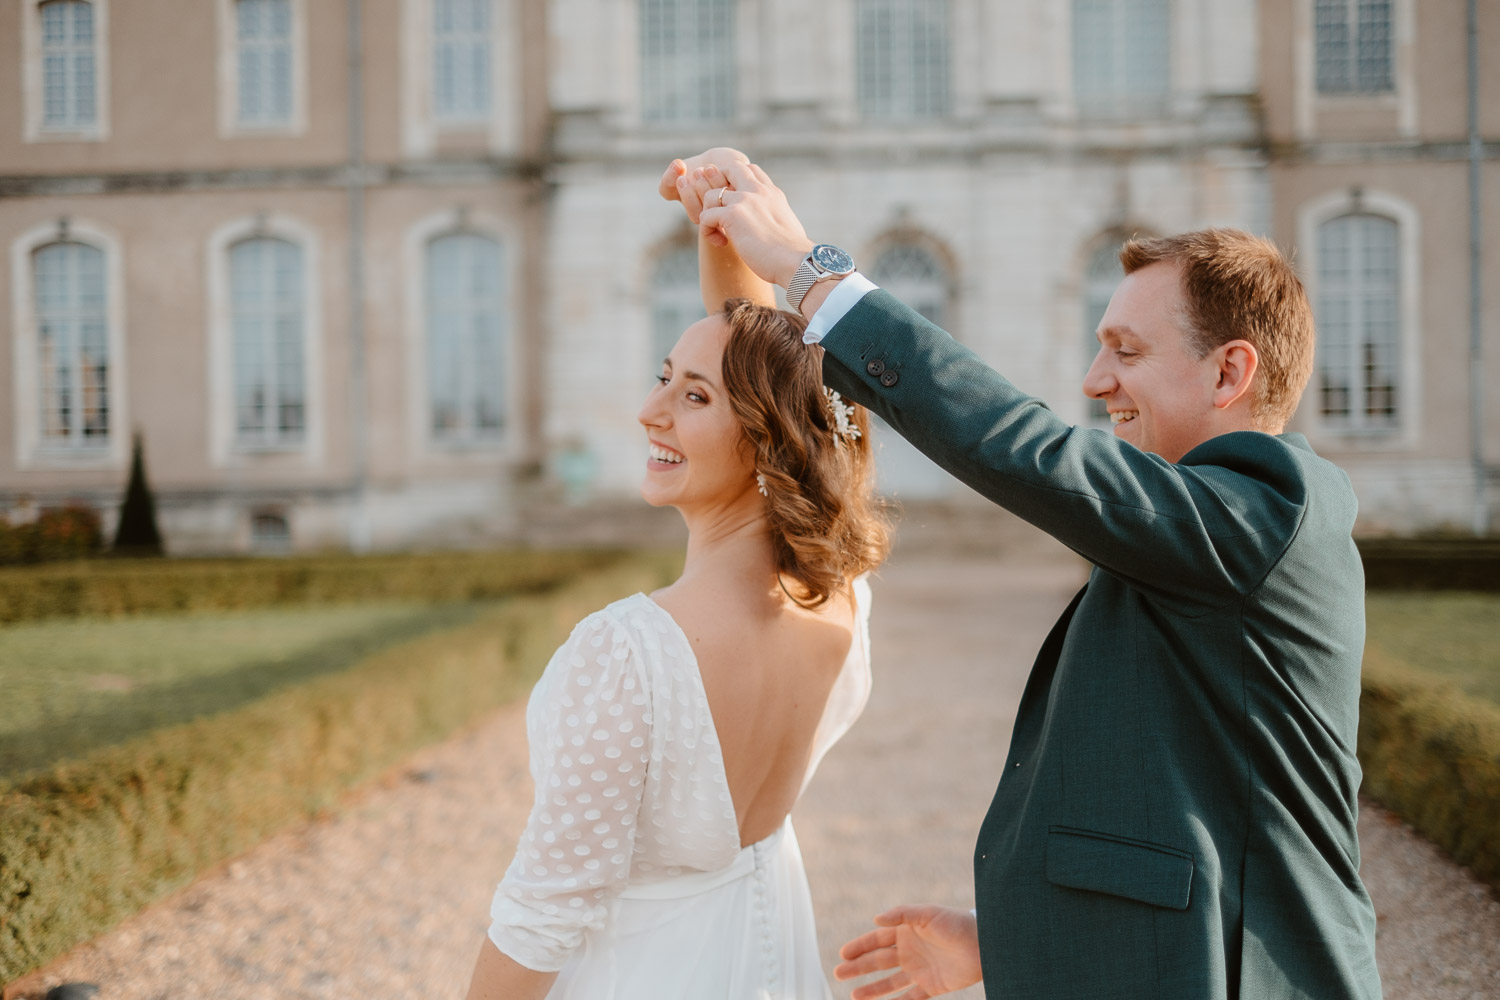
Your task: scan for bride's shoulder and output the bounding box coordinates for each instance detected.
[558,593,689,664]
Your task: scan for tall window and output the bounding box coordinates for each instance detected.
[230,238,306,447]
[640,0,734,125]
[40,0,97,130]
[34,242,110,448]
[1071,0,1171,117]
[856,0,950,121]
[236,0,293,126]
[433,0,492,122]
[427,233,505,440]
[650,246,705,370]
[1314,0,1393,94]
[1082,244,1123,424]
[1315,214,1400,430]
[868,243,948,329]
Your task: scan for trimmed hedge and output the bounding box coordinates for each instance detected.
[0,507,104,567]
[1357,537,1500,591]
[0,548,624,624]
[1358,647,1500,891]
[0,551,680,985]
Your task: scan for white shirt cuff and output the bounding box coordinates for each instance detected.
[801,273,880,345]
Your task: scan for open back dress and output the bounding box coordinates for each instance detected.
[487,576,873,999]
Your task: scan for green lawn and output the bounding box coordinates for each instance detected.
[0,600,491,780]
[1364,591,1500,706]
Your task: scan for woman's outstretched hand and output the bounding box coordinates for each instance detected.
[833,905,984,1000]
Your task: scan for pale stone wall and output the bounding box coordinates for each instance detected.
[1263,0,1500,532]
[3,0,1488,548]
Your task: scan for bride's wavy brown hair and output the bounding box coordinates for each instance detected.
[719,298,892,608]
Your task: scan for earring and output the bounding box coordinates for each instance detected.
[756,473,769,497]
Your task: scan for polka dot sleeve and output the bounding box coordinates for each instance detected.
[487,611,652,972]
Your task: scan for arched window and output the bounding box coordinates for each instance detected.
[856,0,950,121]
[40,0,97,130]
[1315,213,1400,429]
[235,0,293,126]
[433,0,492,122]
[867,242,949,330]
[426,232,505,440]
[649,245,705,371]
[1082,243,1123,424]
[250,510,292,553]
[640,0,734,124]
[230,237,306,447]
[34,241,110,448]
[1314,0,1393,94]
[1071,0,1171,117]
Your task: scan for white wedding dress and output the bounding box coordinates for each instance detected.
[487,577,873,999]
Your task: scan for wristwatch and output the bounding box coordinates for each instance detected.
[786,244,856,312]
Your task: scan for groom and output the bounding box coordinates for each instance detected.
[662,153,1382,999]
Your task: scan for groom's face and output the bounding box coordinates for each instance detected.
[1083,261,1221,463]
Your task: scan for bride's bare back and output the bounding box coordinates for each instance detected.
[651,578,857,847]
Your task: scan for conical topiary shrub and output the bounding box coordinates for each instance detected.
[112,433,164,557]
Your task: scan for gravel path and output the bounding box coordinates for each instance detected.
[10,514,1500,999]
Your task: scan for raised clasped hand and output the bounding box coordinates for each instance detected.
[658,150,814,290]
[833,904,984,1000]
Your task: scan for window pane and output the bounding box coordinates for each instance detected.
[40,1,96,129]
[33,241,109,447]
[231,237,305,445]
[427,233,505,440]
[434,0,492,121]
[1356,0,1394,92]
[1316,0,1392,94]
[641,0,735,124]
[650,245,705,373]
[1073,0,1169,117]
[1316,214,1400,429]
[237,0,294,126]
[869,243,948,329]
[857,0,950,120]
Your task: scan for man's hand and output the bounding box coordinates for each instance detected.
[660,153,814,289]
[834,905,983,1000]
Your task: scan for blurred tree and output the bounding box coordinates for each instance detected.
[113,433,164,557]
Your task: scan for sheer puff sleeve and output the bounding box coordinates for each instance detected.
[487,609,652,972]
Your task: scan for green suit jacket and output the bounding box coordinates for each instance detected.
[821,291,1381,999]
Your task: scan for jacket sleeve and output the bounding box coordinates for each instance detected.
[820,290,1308,606]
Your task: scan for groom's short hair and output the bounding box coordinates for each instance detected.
[1120,229,1315,428]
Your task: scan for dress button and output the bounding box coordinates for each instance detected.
[879,370,899,388]
[866,358,886,377]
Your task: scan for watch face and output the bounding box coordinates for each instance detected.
[811,244,854,275]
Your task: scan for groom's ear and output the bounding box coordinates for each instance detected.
[1211,340,1259,412]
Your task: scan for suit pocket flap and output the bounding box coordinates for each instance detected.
[1045,826,1194,911]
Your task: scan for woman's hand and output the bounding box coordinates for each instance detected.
[833,905,984,1000]
[658,148,751,217]
[660,150,779,311]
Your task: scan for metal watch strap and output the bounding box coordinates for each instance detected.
[786,255,823,312]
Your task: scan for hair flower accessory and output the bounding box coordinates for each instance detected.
[825,387,862,448]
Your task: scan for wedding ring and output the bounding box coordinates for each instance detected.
[714,187,727,207]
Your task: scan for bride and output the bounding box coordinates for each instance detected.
[464,270,890,994]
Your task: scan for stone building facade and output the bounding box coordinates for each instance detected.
[0,0,1493,553]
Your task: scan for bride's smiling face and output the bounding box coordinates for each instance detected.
[637,315,758,511]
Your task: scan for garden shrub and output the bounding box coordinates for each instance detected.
[0,506,104,567]
[0,548,623,624]
[1357,537,1500,591]
[0,551,680,984]
[1358,647,1500,892]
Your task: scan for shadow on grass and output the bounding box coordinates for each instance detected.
[0,601,488,782]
